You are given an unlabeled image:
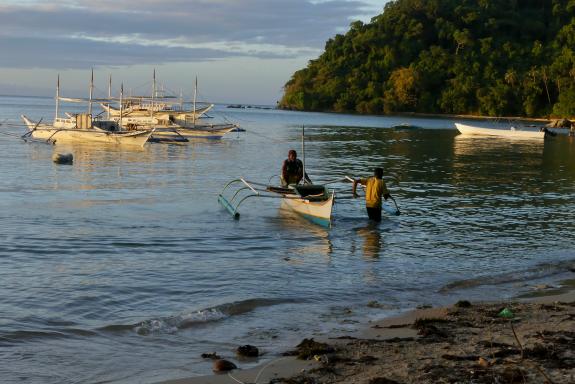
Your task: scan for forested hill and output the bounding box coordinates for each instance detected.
[279,0,575,118]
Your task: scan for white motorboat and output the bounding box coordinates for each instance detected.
[454,123,546,139]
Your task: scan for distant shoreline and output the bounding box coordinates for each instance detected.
[277,107,559,123]
[391,111,553,123]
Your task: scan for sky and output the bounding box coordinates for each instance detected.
[0,0,388,104]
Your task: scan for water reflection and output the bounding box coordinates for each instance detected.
[276,206,333,261]
[355,223,383,259]
[452,135,544,156]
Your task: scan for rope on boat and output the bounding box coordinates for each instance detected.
[0,131,24,139]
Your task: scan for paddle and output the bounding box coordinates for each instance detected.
[345,175,401,216]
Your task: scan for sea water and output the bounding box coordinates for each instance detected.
[0,96,574,383]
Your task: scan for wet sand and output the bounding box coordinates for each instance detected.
[161,287,575,384]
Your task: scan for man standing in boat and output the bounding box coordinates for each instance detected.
[281,149,312,186]
[352,167,391,222]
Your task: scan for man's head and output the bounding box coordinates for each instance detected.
[374,167,384,179]
[288,149,297,161]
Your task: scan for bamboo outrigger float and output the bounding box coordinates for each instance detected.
[218,178,335,227]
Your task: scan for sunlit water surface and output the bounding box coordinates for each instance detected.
[0,96,574,383]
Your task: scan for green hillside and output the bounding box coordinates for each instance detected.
[279,0,575,118]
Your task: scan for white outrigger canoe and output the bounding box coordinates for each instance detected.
[100,102,214,121]
[152,122,240,140]
[218,179,335,227]
[21,115,154,147]
[454,123,546,139]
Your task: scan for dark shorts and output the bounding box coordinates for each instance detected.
[366,207,381,222]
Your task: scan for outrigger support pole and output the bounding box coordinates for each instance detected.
[217,178,261,220]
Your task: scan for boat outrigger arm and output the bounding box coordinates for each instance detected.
[217,178,262,219]
[217,178,335,226]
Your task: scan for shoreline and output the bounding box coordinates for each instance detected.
[388,111,557,123]
[159,279,575,384]
[275,107,565,123]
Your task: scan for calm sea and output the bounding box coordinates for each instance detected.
[0,96,574,383]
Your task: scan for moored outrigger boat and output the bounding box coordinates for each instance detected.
[218,178,335,227]
[21,114,154,147]
[100,101,213,121]
[101,73,241,140]
[100,71,214,122]
[152,122,240,140]
[20,73,154,147]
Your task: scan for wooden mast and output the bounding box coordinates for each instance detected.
[120,83,124,130]
[151,69,156,120]
[107,74,112,120]
[193,76,197,126]
[88,68,94,117]
[55,74,60,122]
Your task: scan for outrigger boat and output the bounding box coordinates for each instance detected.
[219,125,336,226]
[100,101,213,121]
[102,74,239,140]
[21,114,154,147]
[20,73,154,147]
[100,72,213,121]
[152,122,240,140]
[218,178,335,227]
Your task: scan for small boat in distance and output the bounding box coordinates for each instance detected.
[454,123,546,139]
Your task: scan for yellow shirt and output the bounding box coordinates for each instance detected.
[361,177,389,208]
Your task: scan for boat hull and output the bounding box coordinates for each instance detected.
[101,103,213,120]
[280,191,334,227]
[455,123,545,139]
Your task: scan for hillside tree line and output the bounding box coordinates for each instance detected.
[279,0,575,118]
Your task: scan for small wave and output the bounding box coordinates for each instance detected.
[439,260,575,293]
[0,328,98,345]
[216,297,300,316]
[124,297,302,336]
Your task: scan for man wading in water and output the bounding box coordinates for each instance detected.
[352,167,392,222]
[281,149,311,186]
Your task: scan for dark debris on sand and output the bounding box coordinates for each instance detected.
[273,301,575,383]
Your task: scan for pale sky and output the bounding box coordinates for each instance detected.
[0,0,388,104]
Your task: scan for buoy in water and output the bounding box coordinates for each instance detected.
[52,153,73,165]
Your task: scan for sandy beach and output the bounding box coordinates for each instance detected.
[161,282,575,384]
